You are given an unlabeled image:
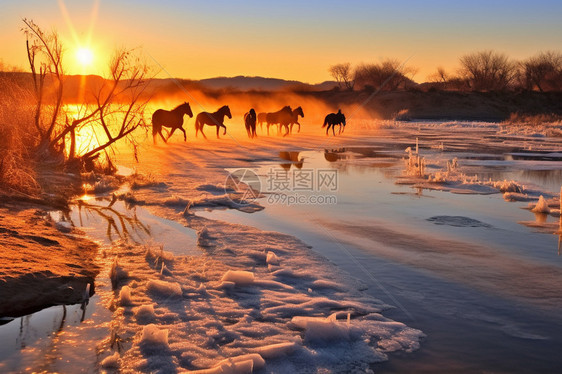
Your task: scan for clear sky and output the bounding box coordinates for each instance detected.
[1,0,561,83]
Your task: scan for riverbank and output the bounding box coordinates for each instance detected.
[0,203,98,318]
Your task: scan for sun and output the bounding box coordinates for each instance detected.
[75,46,94,68]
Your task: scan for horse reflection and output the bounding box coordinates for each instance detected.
[279,151,303,169]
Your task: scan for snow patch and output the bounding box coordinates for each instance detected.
[531,195,551,214]
[118,285,133,306]
[140,324,169,349]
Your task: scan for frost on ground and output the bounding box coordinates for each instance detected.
[98,212,423,373]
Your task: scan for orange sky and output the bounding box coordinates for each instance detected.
[2,1,562,83]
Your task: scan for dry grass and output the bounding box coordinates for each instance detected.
[0,75,40,196]
[503,112,562,127]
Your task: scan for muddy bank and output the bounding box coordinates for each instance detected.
[0,204,98,318]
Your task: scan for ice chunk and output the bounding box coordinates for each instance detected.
[218,280,236,289]
[254,342,297,358]
[140,324,169,348]
[101,351,120,368]
[221,270,254,286]
[291,312,351,342]
[311,279,343,290]
[147,279,182,298]
[135,304,156,323]
[118,285,133,306]
[266,251,280,265]
[196,354,265,374]
[532,195,551,214]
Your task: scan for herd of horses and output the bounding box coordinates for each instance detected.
[151,102,346,143]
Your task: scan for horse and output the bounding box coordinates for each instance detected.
[322,109,346,136]
[257,112,267,132]
[194,105,232,139]
[244,109,257,138]
[287,106,305,134]
[151,102,193,143]
[265,106,292,136]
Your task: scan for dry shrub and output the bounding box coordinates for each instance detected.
[0,74,41,195]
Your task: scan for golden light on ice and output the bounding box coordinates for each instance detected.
[76,47,94,67]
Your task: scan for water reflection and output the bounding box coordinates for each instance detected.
[0,302,95,371]
[279,151,303,170]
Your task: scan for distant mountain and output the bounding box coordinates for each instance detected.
[198,76,337,91]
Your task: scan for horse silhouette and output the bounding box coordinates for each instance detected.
[323,109,346,136]
[262,106,293,136]
[257,112,267,132]
[287,106,305,135]
[151,102,193,143]
[244,109,257,138]
[195,105,232,139]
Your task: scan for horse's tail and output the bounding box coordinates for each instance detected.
[322,116,328,128]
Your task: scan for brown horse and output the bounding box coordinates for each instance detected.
[257,112,267,131]
[287,106,305,135]
[264,106,293,136]
[194,105,232,139]
[151,102,193,143]
[244,109,257,138]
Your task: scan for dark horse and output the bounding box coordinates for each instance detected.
[287,106,305,135]
[264,106,293,136]
[152,102,193,143]
[195,105,232,139]
[322,109,346,136]
[244,108,257,138]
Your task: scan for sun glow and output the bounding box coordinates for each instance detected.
[76,47,94,68]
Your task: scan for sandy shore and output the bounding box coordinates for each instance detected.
[0,203,99,318]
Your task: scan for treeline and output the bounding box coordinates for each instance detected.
[330,50,562,92]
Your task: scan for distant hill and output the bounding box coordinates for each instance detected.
[199,76,337,91]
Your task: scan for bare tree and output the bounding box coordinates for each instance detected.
[22,19,150,170]
[354,59,417,91]
[458,50,516,91]
[428,66,449,83]
[329,63,354,90]
[520,51,562,92]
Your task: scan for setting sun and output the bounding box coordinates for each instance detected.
[75,46,93,67]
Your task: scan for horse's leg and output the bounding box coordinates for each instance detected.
[222,124,227,136]
[333,125,336,136]
[159,130,168,143]
[167,127,177,141]
[180,127,187,141]
[283,124,289,137]
[200,125,208,139]
[252,124,257,138]
[267,124,270,136]
[326,124,330,136]
[296,122,301,133]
